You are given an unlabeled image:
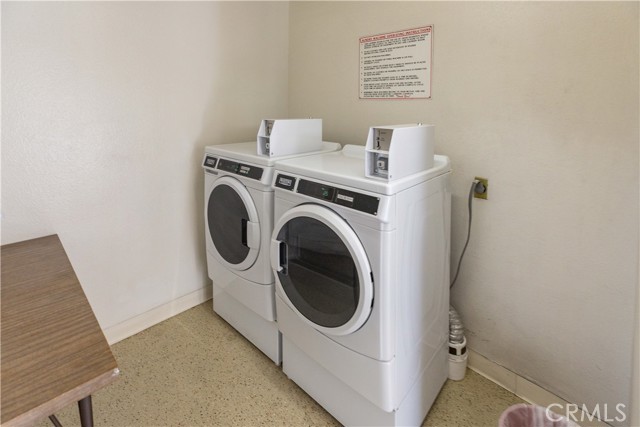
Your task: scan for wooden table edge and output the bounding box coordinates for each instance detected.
[1,368,120,427]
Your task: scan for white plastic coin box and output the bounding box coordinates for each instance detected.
[364,123,435,180]
[257,119,323,157]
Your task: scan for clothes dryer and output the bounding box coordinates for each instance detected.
[203,141,340,364]
[270,145,451,425]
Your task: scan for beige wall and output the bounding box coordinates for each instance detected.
[1,2,289,329]
[289,1,638,423]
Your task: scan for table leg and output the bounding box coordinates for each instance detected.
[49,415,63,427]
[78,395,93,427]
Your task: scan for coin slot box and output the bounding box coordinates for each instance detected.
[365,124,435,181]
[257,119,323,157]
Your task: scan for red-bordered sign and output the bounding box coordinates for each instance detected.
[359,26,432,100]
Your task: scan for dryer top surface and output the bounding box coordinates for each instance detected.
[205,141,341,166]
[274,145,451,196]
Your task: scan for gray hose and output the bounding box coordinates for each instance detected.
[449,305,465,344]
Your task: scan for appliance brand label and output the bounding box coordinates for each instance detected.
[275,174,296,191]
[203,156,217,168]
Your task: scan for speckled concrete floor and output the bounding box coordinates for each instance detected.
[37,302,524,427]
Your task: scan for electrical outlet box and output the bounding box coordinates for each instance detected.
[474,177,488,199]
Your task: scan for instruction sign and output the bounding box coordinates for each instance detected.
[359,26,432,99]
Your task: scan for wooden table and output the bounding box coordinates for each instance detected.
[1,235,119,427]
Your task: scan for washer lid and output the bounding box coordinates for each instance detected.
[206,176,260,271]
[271,204,373,336]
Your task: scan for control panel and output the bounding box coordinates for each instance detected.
[275,174,379,215]
[217,158,263,180]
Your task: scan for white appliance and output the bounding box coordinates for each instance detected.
[270,145,451,426]
[203,141,341,364]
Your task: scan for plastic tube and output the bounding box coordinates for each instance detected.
[448,305,468,381]
[449,305,465,344]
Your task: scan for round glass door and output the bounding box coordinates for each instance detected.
[272,204,373,336]
[207,177,260,271]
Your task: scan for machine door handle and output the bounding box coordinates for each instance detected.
[241,219,248,247]
[241,219,260,249]
[270,239,288,275]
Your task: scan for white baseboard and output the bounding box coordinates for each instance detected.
[468,349,611,427]
[103,286,212,345]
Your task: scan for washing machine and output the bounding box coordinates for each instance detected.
[203,141,341,364]
[270,144,451,426]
